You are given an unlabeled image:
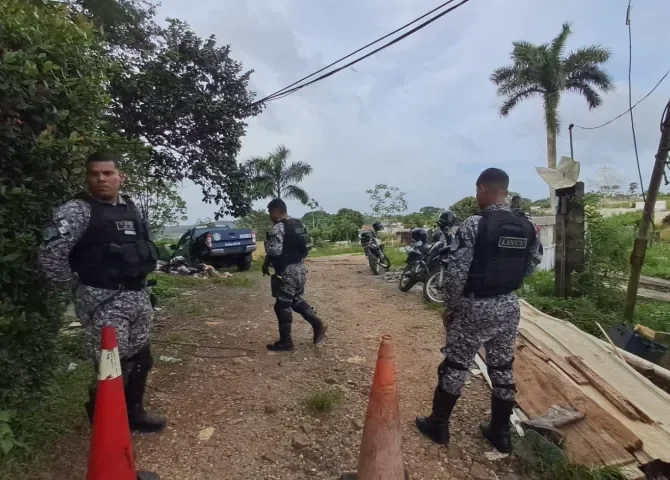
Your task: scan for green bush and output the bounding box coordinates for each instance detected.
[0,0,110,427]
[154,240,174,262]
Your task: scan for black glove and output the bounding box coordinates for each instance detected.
[262,260,270,276]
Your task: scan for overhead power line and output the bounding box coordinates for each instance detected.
[572,66,670,131]
[624,2,647,207]
[253,0,473,105]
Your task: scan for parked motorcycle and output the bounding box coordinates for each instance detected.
[398,228,444,292]
[360,231,391,275]
[423,228,457,303]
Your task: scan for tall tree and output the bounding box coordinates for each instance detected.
[72,0,263,218]
[122,148,188,235]
[245,145,313,204]
[449,196,479,222]
[366,184,407,228]
[592,167,623,197]
[491,23,613,173]
[419,206,443,219]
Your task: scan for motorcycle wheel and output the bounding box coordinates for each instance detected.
[423,270,446,303]
[369,255,380,275]
[398,265,417,292]
[379,253,391,270]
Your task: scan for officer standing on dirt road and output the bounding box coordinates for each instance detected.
[263,198,328,352]
[39,152,166,443]
[416,167,542,453]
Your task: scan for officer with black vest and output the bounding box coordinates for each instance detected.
[416,168,542,453]
[39,152,166,448]
[262,198,328,351]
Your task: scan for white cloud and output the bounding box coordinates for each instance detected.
[155,0,670,221]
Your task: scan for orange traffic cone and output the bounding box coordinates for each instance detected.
[341,335,409,480]
[87,327,160,480]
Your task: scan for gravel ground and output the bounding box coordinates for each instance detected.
[34,255,526,480]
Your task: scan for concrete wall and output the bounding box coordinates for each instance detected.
[532,216,555,271]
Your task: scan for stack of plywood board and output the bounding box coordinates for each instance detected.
[504,300,670,477]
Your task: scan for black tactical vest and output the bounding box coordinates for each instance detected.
[463,209,536,298]
[69,193,158,290]
[269,218,309,273]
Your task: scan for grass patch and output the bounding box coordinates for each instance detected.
[519,430,625,480]
[304,388,344,414]
[308,245,365,257]
[424,301,444,312]
[0,360,93,479]
[149,270,254,301]
[384,247,408,268]
[642,242,670,279]
[521,271,670,339]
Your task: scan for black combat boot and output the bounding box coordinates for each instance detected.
[293,301,328,345]
[480,395,515,453]
[267,307,294,351]
[124,350,167,434]
[415,387,459,445]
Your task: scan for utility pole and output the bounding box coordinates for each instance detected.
[623,98,670,321]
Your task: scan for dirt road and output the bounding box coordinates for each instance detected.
[39,255,523,480]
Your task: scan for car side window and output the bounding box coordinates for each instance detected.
[176,231,191,249]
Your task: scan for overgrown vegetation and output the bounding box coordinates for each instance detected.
[0,0,111,455]
[519,430,626,480]
[1,0,261,462]
[521,209,670,338]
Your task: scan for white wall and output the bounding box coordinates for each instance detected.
[532,216,555,271]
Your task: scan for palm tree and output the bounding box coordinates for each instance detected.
[245,145,313,204]
[491,23,614,171]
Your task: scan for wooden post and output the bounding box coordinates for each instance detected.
[554,182,585,297]
[624,98,670,321]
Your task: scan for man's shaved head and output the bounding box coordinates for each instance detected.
[476,168,509,192]
[475,168,509,209]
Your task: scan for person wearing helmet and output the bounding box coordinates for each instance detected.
[438,210,456,233]
[410,227,428,244]
[415,168,542,454]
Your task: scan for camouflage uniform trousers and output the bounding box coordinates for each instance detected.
[440,292,520,401]
[274,263,308,313]
[73,284,154,363]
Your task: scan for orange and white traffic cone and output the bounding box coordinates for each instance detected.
[341,335,409,480]
[87,327,160,480]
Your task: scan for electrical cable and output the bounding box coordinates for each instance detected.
[257,0,462,103]
[253,0,473,105]
[625,3,648,211]
[572,66,670,131]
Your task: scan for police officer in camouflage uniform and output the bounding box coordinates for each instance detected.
[262,198,328,352]
[39,152,166,436]
[416,168,542,453]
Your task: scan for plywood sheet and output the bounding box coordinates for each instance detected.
[567,356,653,424]
[518,328,589,385]
[519,299,670,462]
[514,340,637,466]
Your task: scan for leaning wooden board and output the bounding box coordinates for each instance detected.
[514,339,638,467]
[519,299,670,463]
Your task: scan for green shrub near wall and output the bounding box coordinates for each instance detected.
[0,0,111,429]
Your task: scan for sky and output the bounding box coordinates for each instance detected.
[155,0,670,222]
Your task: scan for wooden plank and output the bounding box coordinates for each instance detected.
[514,341,640,466]
[567,356,654,425]
[518,328,590,385]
